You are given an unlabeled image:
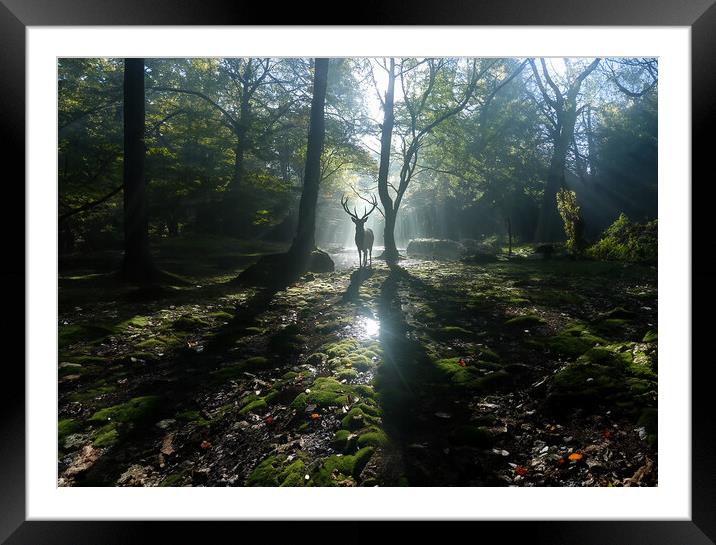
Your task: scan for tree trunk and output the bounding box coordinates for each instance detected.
[121,58,156,284]
[232,95,250,192]
[535,109,576,242]
[535,145,567,242]
[287,58,329,272]
[377,58,398,263]
[507,216,513,256]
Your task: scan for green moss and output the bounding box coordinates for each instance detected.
[548,323,608,357]
[474,347,500,363]
[67,384,117,403]
[89,396,161,424]
[60,354,107,365]
[171,314,210,331]
[341,407,380,430]
[604,306,636,320]
[116,315,151,330]
[209,311,234,320]
[357,430,389,448]
[642,330,658,343]
[92,424,119,447]
[449,425,492,447]
[58,418,80,445]
[638,407,658,446]
[347,354,372,371]
[246,455,307,487]
[504,314,544,327]
[290,377,354,410]
[546,343,656,416]
[354,385,376,399]
[337,368,358,381]
[322,339,359,358]
[59,324,113,348]
[352,446,375,477]
[332,429,352,450]
[432,326,473,340]
[244,326,267,335]
[243,356,270,371]
[176,409,209,426]
[160,472,187,487]
[239,398,267,415]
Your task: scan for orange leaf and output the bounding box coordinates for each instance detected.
[264,416,274,425]
[458,358,466,367]
[514,466,528,476]
[568,452,583,461]
[310,413,320,421]
[200,440,212,449]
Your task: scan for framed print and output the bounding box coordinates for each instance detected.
[2,0,713,543]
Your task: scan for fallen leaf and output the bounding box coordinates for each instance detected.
[514,466,528,476]
[264,415,274,425]
[200,440,212,449]
[310,413,320,421]
[458,358,466,367]
[568,452,583,461]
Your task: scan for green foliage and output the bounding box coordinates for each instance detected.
[556,188,586,256]
[588,213,657,263]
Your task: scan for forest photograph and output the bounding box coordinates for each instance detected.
[57,56,658,488]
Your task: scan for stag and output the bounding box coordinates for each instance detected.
[341,194,378,268]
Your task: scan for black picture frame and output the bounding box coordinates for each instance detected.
[2,1,712,543]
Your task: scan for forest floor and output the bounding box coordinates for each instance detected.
[57,235,658,487]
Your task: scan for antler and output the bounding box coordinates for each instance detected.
[342,193,378,221]
[341,195,360,220]
[360,194,378,220]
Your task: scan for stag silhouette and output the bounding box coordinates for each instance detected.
[341,194,378,268]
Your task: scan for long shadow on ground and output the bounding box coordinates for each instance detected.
[375,264,490,486]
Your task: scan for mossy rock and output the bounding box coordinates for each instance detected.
[638,407,658,446]
[504,314,544,327]
[171,314,210,331]
[116,315,152,331]
[357,430,389,448]
[347,354,372,371]
[269,324,306,355]
[243,356,271,371]
[449,425,492,447]
[322,339,360,358]
[603,306,636,320]
[337,368,358,381]
[60,354,107,365]
[58,418,80,445]
[548,323,608,358]
[290,377,354,410]
[59,324,114,348]
[432,326,473,341]
[473,347,500,363]
[209,311,234,321]
[175,409,210,426]
[546,345,656,416]
[239,398,267,415]
[89,396,162,424]
[341,407,381,431]
[246,455,308,487]
[332,429,353,451]
[92,423,119,447]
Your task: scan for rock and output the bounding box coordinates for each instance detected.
[117,464,154,486]
[191,468,210,485]
[156,419,177,430]
[407,238,464,260]
[308,249,335,273]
